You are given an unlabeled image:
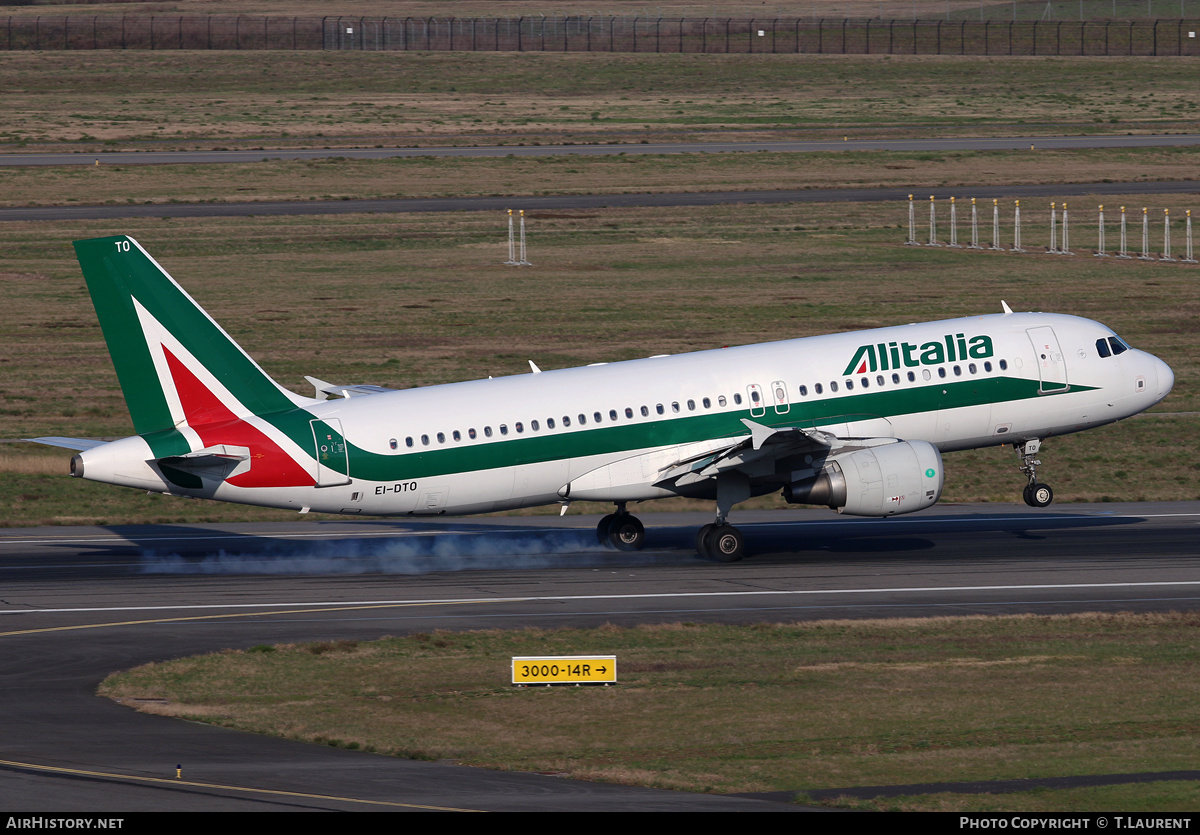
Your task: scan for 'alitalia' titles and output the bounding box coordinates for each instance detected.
[843,333,995,376]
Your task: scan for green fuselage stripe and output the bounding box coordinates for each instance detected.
[260,375,1092,483]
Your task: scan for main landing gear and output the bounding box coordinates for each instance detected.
[594,501,747,562]
[1016,439,1054,508]
[596,503,646,551]
[695,522,745,562]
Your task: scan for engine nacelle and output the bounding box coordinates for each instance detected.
[783,440,944,517]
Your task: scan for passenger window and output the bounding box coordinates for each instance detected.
[922,370,931,380]
[578,414,587,425]
[815,383,823,394]
[641,406,649,417]
[624,407,633,419]
[594,412,602,423]
[984,362,992,372]
[421,434,430,446]
[406,436,414,448]
[845,379,853,390]
[733,393,743,405]
[798,385,807,396]
[702,398,711,409]
[484,426,493,437]
[938,367,947,378]
[718,396,727,407]
[953,365,962,377]
[687,400,695,411]
[671,402,680,413]
[968,363,977,375]
[468,428,477,439]
[515,422,524,434]
[499,424,508,436]
[436,432,445,444]
[656,404,665,414]
[892,373,900,384]
[563,416,571,427]
[907,371,916,382]
[548,418,556,429]
[999,359,1008,370]
[531,420,539,431]
[830,381,838,392]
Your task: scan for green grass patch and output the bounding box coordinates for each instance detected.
[99,612,1200,806]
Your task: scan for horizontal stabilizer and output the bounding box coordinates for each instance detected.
[305,375,397,400]
[25,436,107,451]
[157,444,252,485]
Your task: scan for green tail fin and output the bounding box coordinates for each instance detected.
[73,235,309,437]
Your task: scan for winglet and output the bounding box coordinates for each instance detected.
[740,419,776,451]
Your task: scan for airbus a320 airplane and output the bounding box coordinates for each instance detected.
[33,235,1174,561]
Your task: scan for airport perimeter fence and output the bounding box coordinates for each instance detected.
[3,14,1200,55]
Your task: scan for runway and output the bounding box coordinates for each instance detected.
[4,133,1200,167]
[2,181,1198,224]
[2,502,1198,811]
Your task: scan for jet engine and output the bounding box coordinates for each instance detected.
[783,440,944,517]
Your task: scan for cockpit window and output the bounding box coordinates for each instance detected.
[1097,335,1131,358]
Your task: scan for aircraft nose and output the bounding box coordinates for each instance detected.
[1155,356,1175,402]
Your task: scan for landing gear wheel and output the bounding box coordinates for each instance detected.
[596,514,618,546]
[695,523,717,559]
[608,515,646,551]
[1024,482,1054,508]
[709,524,745,562]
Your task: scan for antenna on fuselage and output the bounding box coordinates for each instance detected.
[1001,300,1013,315]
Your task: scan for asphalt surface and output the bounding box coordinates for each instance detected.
[1,133,1197,222]
[4,133,1200,167]
[2,502,1199,811]
[1,181,1197,223]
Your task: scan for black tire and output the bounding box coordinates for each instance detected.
[596,513,618,546]
[695,523,717,559]
[608,515,646,551]
[709,524,745,562]
[1027,483,1054,508]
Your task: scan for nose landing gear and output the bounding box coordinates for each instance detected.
[1017,439,1054,508]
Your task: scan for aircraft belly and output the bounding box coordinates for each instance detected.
[565,440,733,503]
[887,410,939,444]
[933,402,993,449]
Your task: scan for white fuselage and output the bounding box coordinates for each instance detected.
[76,311,1174,517]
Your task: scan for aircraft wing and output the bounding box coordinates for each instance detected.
[567,419,901,502]
[659,419,895,488]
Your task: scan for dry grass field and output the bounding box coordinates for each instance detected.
[2,28,1198,811]
[99,612,1200,809]
[1,195,1195,526]
[2,51,1199,153]
[0,49,1195,530]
